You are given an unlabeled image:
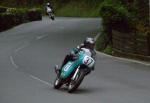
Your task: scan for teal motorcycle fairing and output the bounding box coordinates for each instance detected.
[60,51,95,79]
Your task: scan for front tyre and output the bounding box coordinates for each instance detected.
[68,69,85,93]
[53,77,63,89]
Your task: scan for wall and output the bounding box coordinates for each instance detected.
[112,30,150,60]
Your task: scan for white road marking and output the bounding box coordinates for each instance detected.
[10,55,52,86]
[15,45,26,52]
[95,34,150,66]
[36,34,48,40]
[15,43,30,52]
[10,56,18,69]
[11,35,53,86]
[96,51,150,66]
[15,34,48,53]
[30,75,52,86]
[10,55,53,86]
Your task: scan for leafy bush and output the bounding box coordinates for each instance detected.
[7,8,29,23]
[0,13,16,31]
[97,0,150,57]
[27,8,42,21]
[0,6,7,13]
[95,31,109,51]
[7,8,42,21]
[103,45,113,55]
[0,7,42,32]
[99,0,133,32]
[55,1,101,17]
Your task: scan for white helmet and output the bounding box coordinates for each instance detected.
[84,37,95,49]
[46,2,50,6]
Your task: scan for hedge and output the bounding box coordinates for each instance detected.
[99,0,133,33]
[27,8,42,21]
[96,0,150,60]
[0,7,42,32]
[0,6,7,13]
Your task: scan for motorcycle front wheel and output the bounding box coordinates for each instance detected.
[53,77,63,89]
[68,69,85,93]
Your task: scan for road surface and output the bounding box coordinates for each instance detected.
[0,17,150,103]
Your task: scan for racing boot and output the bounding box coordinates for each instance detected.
[54,65,61,76]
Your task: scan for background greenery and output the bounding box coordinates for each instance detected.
[0,7,42,31]
[0,0,102,17]
[1,0,149,33]
[96,0,149,57]
[0,0,149,59]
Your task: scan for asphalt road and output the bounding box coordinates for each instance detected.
[0,17,150,103]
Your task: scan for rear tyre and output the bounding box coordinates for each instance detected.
[51,16,55,20]
[51,14,55,20]
[68,69,85,93]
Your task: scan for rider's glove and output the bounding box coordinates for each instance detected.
[72,54,78,60]
[70,48,79,56]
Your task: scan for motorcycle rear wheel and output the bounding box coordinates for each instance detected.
[51,16,55,20]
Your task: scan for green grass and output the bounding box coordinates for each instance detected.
[54,2,100,17]
[95,33,113,55]
[0,0,102,17]
[95,29,113,55]
[102,45,113,55]
[55,6,100,17]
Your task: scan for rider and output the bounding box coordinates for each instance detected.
[45,2,54,14]
[55,37,96,75]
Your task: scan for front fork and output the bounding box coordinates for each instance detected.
[71,66,80,80]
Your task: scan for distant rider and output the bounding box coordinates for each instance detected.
[45,2,54,14]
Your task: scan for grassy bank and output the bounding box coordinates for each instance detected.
[54,1,101,17]
[0,1,101,32]
[0,0,102,17]
[95,0,150,61]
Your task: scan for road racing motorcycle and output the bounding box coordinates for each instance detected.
[53,48,95,93]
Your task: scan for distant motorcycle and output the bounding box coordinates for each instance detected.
[46,7,55,20]
[53,48,95,93]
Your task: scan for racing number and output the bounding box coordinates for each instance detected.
[84,56,93,66]
[64,63,72,72]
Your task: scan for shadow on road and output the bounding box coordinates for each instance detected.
[51,86,102,94]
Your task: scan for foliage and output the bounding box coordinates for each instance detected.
[95,31,109,51]
[96,0,150,57]
[0,7,42,32]
[0,6,7,13]
[103,45,113,55]
[99,0,149,34]
[99,0,134,32]
[0,0,102,17]
[55,1,100,17]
